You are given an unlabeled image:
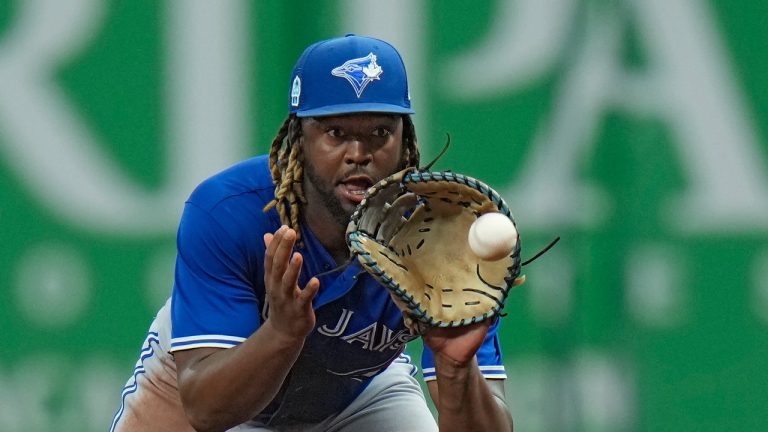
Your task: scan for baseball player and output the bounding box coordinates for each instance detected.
[110,34,513,431]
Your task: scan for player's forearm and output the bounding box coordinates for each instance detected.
[176,320,305,432]
[432,355,513,432]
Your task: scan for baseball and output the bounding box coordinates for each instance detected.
[468,212,518,261]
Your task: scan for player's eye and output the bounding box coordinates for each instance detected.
[327,128,344,138]
[372,127,391,138]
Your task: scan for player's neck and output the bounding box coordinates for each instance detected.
[302,209,349,265]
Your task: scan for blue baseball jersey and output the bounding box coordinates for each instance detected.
[169,155,507,425]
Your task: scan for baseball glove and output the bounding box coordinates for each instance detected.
[346,168,525,333]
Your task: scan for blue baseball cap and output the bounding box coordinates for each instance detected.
[288,34,414,117]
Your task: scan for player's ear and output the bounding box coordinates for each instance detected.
[297,135,306,161]
[297,118,308,147]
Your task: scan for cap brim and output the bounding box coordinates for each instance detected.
[296,103,415,118]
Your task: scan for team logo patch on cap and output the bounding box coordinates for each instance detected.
[290,76,301,107]
[331,52,383,98]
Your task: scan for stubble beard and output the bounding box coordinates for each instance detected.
[302,160,353,228]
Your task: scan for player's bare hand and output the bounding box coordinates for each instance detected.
[423,321,490,367]
[263,226,320,341]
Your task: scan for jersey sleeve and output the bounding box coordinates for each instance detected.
[170,202,262,352]
[420,319,507,381]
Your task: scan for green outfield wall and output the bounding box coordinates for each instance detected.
[1,1,766,430]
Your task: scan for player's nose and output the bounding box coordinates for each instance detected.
[344,140,373,166]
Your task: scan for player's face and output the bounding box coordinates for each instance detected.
[300,114,404,227]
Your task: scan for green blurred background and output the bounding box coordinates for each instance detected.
[1,1,766,431]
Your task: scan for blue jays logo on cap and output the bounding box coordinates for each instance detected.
[331,53,383,98]
[288,34,414,118]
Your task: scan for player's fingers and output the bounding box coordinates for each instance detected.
[263,226,285,269]
[264,226,291,288]
[267,226,296,270]
[298,277,320,304]
[271,228,297,277]
[281,252,303,294]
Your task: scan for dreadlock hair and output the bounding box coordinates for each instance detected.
[262,114,420,243]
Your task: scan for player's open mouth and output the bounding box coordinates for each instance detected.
[339,176,374,203]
